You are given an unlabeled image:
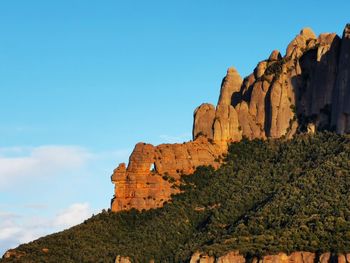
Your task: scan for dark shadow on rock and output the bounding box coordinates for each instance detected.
[231,91,242,107]
[291,35,341,133]
[264,84,272,136]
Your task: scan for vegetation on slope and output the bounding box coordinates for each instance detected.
[3,133,350,263]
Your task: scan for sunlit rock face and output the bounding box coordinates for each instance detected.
[111,24,350,212]
[189,251,350,263]
[111,136,225,211]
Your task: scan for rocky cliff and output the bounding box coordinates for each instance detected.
[111,24,350,212]
[111,136,224,211]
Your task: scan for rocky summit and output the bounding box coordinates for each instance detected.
[111,24,350,212]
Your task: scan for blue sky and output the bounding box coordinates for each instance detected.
[0,0,349,254]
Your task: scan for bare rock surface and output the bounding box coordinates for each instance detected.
[115,255,131,263]
[193,103,216,139]
[218,67,243,106]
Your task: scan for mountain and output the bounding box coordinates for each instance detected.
[3,24,350,262]
[111,24,350,212]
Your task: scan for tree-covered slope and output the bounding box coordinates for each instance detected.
[3,133,350,263]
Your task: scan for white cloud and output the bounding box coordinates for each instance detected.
[53,203,91,228]
[0,226,22,241]
[0,145,92,188]
[0,212,44,253]
[0,202,94,255]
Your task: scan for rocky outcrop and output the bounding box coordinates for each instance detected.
[189,251,350,263]
[111,24,350,212]
[193,67,243,145]
[190,251,215,263]
[115,255,131,263]
[111,136,224,211]
[113,252,350,263]
[193,24,350,141]
[218,67,243,106]
[193,103,216,140]
[2,250,26,260]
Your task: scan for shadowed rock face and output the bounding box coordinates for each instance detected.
[111,24,350,212]
[332,24,350,133]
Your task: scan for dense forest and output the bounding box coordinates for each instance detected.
[2,132,350,263]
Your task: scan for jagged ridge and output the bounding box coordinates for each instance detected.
[111,24,350,212]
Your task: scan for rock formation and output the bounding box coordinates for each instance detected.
[111,24,350,212]
[2,250,26,260]
[189,251,350,263]
[111,136,225,211]
[111,252,350,263]
[115,255,132,263]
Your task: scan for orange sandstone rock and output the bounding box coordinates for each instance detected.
[216,251,245,263]
[218,67,243,106]
[193,103,216,140]
[2,250,26,260]
[188,251,344,263]
[115,255,131,263]
[190,252,215,263]
[111,136,225,211]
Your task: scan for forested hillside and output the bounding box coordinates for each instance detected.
[3,133,350,263]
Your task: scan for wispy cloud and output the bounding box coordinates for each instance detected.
[0,203,94,255]
[52,203,91,228]
[0,145,92,188]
